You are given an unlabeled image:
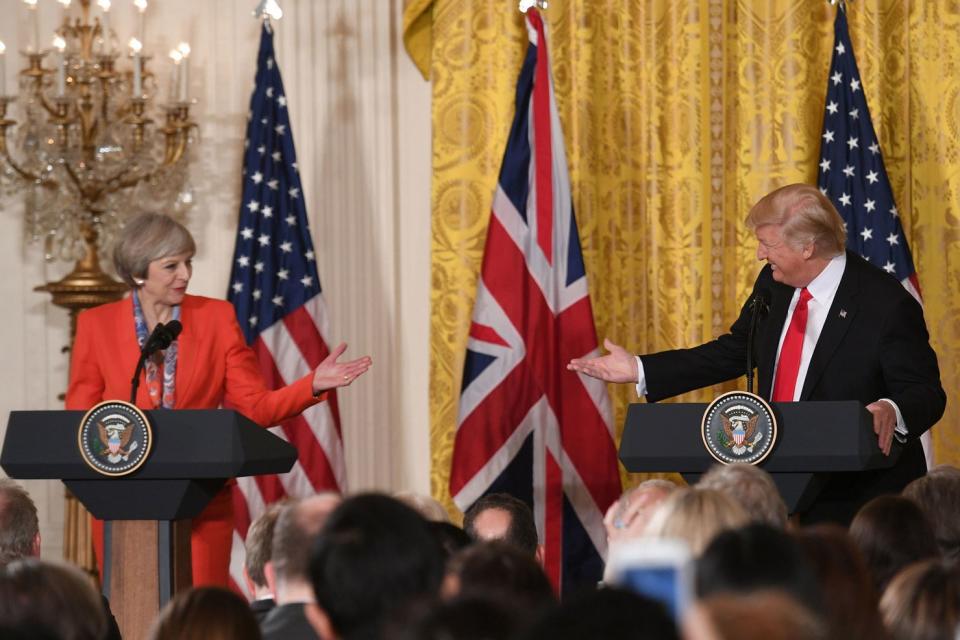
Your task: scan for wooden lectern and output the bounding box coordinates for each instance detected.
[0,409,296,639]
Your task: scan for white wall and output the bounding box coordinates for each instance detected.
[0,0,432,559]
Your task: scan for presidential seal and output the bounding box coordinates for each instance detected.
[77,401,153,477]
[700,391,778,465]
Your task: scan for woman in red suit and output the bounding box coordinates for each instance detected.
[65,213,371,587]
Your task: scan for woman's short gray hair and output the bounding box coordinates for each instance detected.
[113,213,196,287]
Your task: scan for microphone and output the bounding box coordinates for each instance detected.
[745,289,770,394]
[130,320,183,403]
[142,320,183,357]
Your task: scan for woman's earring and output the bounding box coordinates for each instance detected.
[133,278,145,286]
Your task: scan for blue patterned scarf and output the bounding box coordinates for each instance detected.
[132,293,181,409]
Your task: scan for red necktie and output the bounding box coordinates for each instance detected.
[772,287,812,402]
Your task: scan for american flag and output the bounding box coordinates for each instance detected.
[451,9,621,593]
[226,22,345,595]
[817,6,932,464]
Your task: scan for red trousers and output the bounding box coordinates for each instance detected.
[91,485,234,588]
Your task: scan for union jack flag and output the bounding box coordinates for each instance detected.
[451,9,621,593]
[226,21,345,595]
[817,6,932,463]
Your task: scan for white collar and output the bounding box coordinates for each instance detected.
[804,252,846,303]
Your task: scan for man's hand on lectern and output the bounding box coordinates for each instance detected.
[567,338,639,383]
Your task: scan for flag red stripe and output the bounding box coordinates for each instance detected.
[469,321,511,348]
[531,11,554,265]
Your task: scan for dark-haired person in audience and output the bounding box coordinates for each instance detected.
[389,596,523,640]
[793,524,888,640]
[695,524,822,618]
[697,463,788,529]
[306,493,444,640]
[260,494,341,640]
[0,559,108,640]
[521,587,678,640]
[848,495,940,594]
[879,559,960,640]
[149,586,261,640]
[0,479,121,640]
[462,493,542,562]
[902,468,960,559]
[443,541,555,617]
[429,521,472,566]
[243,502,285,623]
[685,591,826,640]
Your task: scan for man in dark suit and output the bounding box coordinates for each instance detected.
[569,184,946,524]
[260,493,341,640]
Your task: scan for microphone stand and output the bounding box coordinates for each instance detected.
[745,290,770,394]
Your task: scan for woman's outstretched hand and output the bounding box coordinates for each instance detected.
[312,342,372,394]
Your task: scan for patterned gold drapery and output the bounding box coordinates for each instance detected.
[403,0,960,514]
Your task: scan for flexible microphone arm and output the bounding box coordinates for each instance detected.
[745,289,770,394]
[129,321,183,404]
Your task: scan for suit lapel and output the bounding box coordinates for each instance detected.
[758,282,792,399]
[800,255,859,400]
[174,296,197,407]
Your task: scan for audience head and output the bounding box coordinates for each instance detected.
[696,523,822,616]
[604,479,680,544]
[522,586,678,640]
[394,491,451,523]
[0,559,106,640]
[270,492,341,595]
[243,501,284,596]
[391,596,523,640]
[793,524,887,640]
[685,590,826,640]
[148,586,261,640]
[697,463,788,528]
[0,480,40,566]
[879,558,960,640]
[903,471,960,559]
[643,488,750,556]
[443,541,555,615]
[307,492,444,640]
[428,521,472,566]
[849,495,940,593]
[462,493,539,558]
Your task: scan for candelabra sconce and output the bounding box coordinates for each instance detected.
[0,0,196,304]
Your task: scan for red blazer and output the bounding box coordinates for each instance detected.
[66,294,325,423]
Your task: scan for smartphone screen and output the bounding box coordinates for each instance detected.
[607,538,693,621]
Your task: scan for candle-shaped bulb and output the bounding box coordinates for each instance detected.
[176,42,191,58]
[0,40,6,97]
[58,0,72,7]
[169,49,182,64]
[53,36,67,97]
[97,0,111,10]
[129,37,142,97]
[133,0,147,11]
[23,0,38,6]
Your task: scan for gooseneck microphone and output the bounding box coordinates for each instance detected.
[130,320,183,404]
[745,289,770,394]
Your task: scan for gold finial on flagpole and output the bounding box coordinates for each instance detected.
[519,0,548,13]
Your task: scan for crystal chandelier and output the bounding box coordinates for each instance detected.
[0,0,196,306]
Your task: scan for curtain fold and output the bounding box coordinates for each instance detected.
[405,0,960,510]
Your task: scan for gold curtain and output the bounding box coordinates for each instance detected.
[403,0,960,513]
